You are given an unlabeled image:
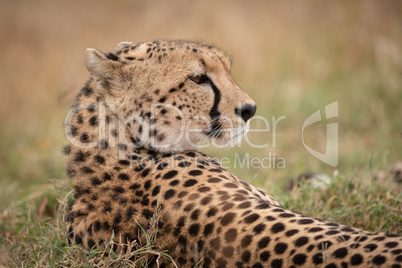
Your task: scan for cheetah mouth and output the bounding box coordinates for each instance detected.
[205,121,249,146]
[201,118,249,146]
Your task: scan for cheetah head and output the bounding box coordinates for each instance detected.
[85,40,256,153]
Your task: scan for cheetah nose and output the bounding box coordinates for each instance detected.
[236,103,257,123]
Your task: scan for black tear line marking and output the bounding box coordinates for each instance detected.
[203,80,222,138]
[209,80,221,119]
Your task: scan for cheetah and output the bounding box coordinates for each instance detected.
[64,40,402,267]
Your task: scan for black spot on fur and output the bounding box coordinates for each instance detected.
[312,253,323,264]
[258,237,271,249]
[341,227,355,232]
[286,229,299,237]
[76,114,83,124]
[88,239,96,249]
[188,223,200,236]
[94,154,105,164]
[89,116,97,126]
[142,209,153,219]
[325,230,340,235]
[74,234,82,244]
[189,170,203,176]
[271,259,283,268]
[224,183,238,188]
[224,228,237,243]
[373,236,386,241]
[103,172,112,181]
[298,219,314,225]
[184,179,198,187]
[260,251,270,261]
[63,145,71,155]
[144,180,152,190]
[256,202,270,209]
[295,236,309,247]
[178,161,191,168]
[163,170,178,180]
[385,242,398,248]
[266,216,276,221]
[372,255,386,265]
[204,223,214,236]
[157,162,168,170]
[244,214,260,224]
[118,173,130,180]
[274,243,287,254]
[332,247,348,258]
[164,189,175,200]
[190,209,200,221]
[253,223,266,235]
[152,186,161,196]
[80,133,89,143]
[198,186,211,193]
[113,186,125,193]
[105,53,119,61]
[186,152,197,157]
[271,222,285,233]
[129,183,141,191]
[308,227,323,233]
[90,177,102,186]
[80,166,94,174]
[207,207,218,217]
[118,160,130,166]
[364,244,377,252]
[74,151,86,162]
[81,84,93,97]
[221,212,236,226]
[141,168,151,177]
[350,254,363,265]
[292,254,307,265]
[317,241,333,250]
[87,104,96,112]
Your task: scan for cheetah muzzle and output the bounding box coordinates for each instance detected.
[64,40,402,267]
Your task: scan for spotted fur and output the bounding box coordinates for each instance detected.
[65,40,402,267]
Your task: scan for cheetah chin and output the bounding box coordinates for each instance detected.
[224,123,250,146]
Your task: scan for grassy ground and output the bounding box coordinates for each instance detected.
[0,0,401,266]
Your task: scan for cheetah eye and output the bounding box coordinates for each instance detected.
[189,74,210,85]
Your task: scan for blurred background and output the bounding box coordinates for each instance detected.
[0,0,401,258]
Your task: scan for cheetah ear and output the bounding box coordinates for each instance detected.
[85,48,121,79]
[85,48,125,97]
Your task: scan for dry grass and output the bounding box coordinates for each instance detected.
[0,0,401,266]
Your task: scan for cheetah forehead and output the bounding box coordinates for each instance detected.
[112,40,232,70]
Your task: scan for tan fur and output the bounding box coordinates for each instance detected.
[65,40,401,267]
